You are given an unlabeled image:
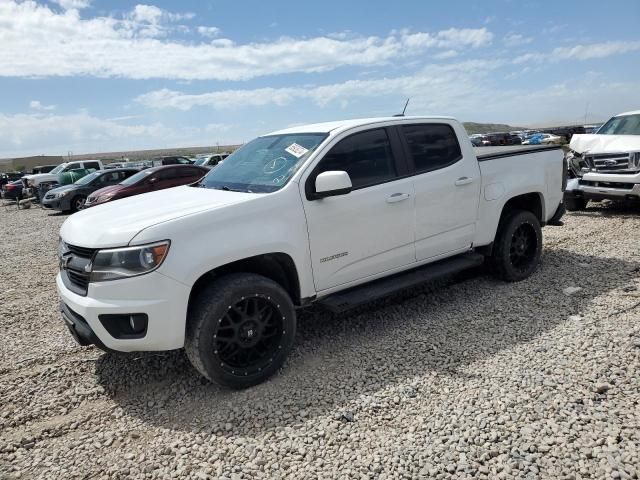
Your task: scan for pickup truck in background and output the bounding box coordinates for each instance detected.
[22,160,105,201]
[565,110,640,210]
[56,116,566,388]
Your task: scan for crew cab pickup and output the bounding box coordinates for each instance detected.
[564,110,640,210]
[56,116,565,388]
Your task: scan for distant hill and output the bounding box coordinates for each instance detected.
[463,122,522,135]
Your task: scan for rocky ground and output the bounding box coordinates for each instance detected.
[1,202,639,479]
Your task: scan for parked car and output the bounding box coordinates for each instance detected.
[57,115,565,388]
[1,172,24,188]
[84,164,208,207]
[194,153,229,168]
[41,169,138,213]
[523,133,563,145]
[151,156,192,167]
[1,179,23,201]
[482,132,521,146]
[564,110,640,210]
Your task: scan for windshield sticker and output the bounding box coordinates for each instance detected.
[285,143,309,158]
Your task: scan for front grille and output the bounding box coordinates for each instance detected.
[584,153,632,172]
[61,243,97,296]
[66,244,97,258]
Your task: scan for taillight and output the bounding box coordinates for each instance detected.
[562,156,568,192]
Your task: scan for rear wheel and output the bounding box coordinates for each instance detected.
[564,197,587,211]
[70,195,86,212]
[185,273,296,388]
[490,210,542,282]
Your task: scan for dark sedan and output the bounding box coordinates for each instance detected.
[42,169,138,212]
[84,164,208,208]
[1,179,24,201]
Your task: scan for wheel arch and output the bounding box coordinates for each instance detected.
[187,252,302,315]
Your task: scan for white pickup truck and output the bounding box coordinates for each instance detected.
[23,160,105,189]
[565,110,640,210]
[57,116,566,388]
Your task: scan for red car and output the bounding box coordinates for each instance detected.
[84,165,208,207]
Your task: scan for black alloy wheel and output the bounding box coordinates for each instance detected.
[509,223,538,273]
[215,295,284,376]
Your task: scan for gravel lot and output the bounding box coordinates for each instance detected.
[1,203,639,479]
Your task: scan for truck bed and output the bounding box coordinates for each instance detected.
[474,144,562,160]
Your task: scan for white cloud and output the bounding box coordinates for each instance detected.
[52,0,90,10]
[0,1,493,80]
[0,111,232,157]
[503,34,532,47]
[514,40,640,64]
[135,60,499,111]
[29,100,56,111]
[197,26,221,38]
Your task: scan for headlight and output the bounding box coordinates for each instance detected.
[89,241,170,282]
[58,238,69,260]
[630,152,640,170]
[96,193,114,203]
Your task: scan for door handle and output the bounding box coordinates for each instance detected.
[386,192,410,203]
[455,177,474,186]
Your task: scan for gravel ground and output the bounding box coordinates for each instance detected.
[1,203,639,480]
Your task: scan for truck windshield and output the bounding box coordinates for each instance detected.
[199,133,328,193]
[597,114,640,135]
[49,164,65,175]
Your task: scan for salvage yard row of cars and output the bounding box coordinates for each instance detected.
[1,154,227,212]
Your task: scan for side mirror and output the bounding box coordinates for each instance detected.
[314,171,352,198]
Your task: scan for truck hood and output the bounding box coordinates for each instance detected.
[570,134,640,154]
[23,173,57,183]
[60,186,260,248]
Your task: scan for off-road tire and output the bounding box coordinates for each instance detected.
[185,273,296,389]
[491,210,542,282]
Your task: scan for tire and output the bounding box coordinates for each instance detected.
[185,273,296,388]
[491,210,542,282]
[70,195,86,212]
[564,197,587,211]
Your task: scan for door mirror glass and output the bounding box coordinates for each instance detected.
[314,171,352,198]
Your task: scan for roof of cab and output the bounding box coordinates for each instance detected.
[615,110,640,117]
[266,116,457,136]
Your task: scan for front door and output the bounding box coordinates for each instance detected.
[302,127,416,292]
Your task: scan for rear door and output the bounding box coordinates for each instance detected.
[399,122,481,262]
[301,127,416,291]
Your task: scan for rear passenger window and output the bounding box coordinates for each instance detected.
[317,129,397,189]
[84,161,100,170]
[402,124,462,173]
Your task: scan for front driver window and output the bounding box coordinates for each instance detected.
[316,128,397,189]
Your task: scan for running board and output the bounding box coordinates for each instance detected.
[317,252,485,314]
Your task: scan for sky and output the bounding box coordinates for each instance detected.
[0,0,639,158]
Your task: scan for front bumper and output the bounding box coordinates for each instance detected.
[566,175,640,201]
[56,270,191,352]
[41,196,65,210]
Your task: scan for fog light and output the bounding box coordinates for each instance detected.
[129,314,147,333]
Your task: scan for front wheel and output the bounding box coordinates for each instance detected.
[70,195,86,212]
[185,273,296,388]
[490,210,542,282]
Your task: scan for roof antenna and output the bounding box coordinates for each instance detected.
[393,98,410,117]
